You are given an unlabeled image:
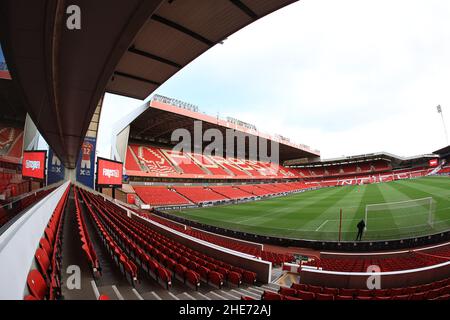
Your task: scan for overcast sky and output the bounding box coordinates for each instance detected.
[97,0,450,160]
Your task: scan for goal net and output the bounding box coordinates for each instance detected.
[364,197,436,236]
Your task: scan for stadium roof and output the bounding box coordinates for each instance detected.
[116,96,320,162]
[433,145,450,157]
[0,78,26,127]
[0,0,298,168]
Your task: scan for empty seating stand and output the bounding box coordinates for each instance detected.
[134,186,191,206]
[74,186,100,276]
[277,280,450,300]
[24,185,70,300]
[305,247,450,272]
[173,186,227,204]
[78,188,258,291]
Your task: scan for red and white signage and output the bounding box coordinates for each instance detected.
[97,158,123,186]
[429,159,439,167]
[22,151,46,180]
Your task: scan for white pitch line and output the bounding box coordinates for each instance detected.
[315,220,329,231]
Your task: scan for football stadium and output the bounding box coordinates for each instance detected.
[1,0,450,308]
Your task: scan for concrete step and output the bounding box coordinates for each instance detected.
[262,283,280,291]
[97,285,120,300]
[231,288,260,299]
[177,292,196,300]
[113,285,143,300]
[217,289,241,300]
[246,286,265,295]
[140,291,163,300]
[205,291,227,300]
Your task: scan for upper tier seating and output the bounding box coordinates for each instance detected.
[0,126,24,159]
[130,145,177,175]
[134,186,191,206]
[189,154,230,176]
[163,150,206,175]
[126,144,299,179]
[125,146,142,171]
[294,160,393,179]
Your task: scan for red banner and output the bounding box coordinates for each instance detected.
[22,151,46,180]
[429,159,439,167]
[97,158,123,186]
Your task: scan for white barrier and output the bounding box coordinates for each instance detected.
[0,181,70,300]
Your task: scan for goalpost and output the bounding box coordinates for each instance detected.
[364,197,435,231]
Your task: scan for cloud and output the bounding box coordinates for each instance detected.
[99,0,450,160]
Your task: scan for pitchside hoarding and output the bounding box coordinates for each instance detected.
[76,136,96,188]
[97,157,123,186]
[47,149,65,184]
[22,150,46,180]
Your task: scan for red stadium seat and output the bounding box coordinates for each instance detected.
[242,270,257,284]
[27,270,48,300]
[316,293,334,300]
[39,238,52,257]
[335,295,353,300]
[279,286,297,297]
[262,291,283,300]
[34,248,51,280]
[208,271,224,288]
[296,290,315,300]
[227,271,242,286]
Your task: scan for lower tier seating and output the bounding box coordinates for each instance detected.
[173,186,227,204]
[267,280,450,300]
[134,210,294,265]
[78,188,258,290]
[305,246,450,272]
[24,185,70,300]
[134,186,191,206]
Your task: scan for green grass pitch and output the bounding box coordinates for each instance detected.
[169,176,450,241]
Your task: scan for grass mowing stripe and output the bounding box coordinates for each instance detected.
[168,177,450,241]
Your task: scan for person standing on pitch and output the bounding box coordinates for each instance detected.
[356,219,365,241]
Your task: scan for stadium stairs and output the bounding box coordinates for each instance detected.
[13,184,287,300]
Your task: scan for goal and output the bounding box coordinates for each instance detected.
[364,197,436,231]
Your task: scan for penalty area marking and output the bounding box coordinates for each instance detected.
[315,220,329,231]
